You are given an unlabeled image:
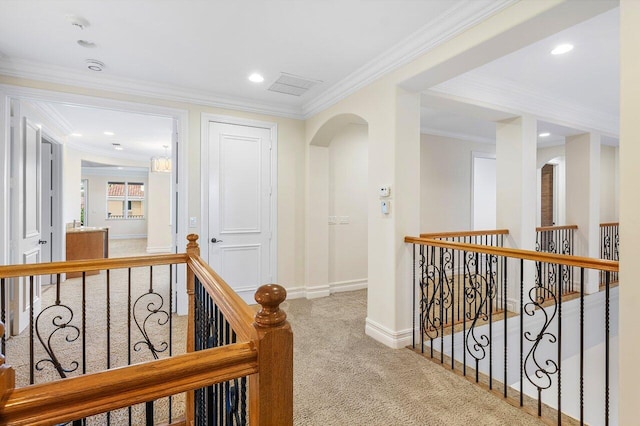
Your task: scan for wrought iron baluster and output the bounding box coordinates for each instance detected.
[580,268,584,424]
[503,256,508,398]
[127,268,133,426]
[605,270,610,426]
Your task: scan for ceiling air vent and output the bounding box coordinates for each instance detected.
[268,73,322,96]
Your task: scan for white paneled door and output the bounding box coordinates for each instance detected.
[10,102,43,335]
[208,122,272,302]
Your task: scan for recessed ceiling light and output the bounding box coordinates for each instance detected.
[77,40,96,48]
[539,132,551,137]
[86,59,104,71]
[104,131,114,136]
[551,44,574,55]
[66,15,90,30]
[248,73,264,83]
[71,133,82,137]
[112,143,123,151]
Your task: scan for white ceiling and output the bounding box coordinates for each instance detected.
[422,7,620,145]
[0,0,503,115]
[0,1,620,158]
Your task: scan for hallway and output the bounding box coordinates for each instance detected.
[287,290,544,425]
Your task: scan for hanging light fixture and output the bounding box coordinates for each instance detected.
[150,145,172,173]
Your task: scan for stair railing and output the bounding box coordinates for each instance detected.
[406,235,618,426]
[535,225,578,297]
[600,222,619,284]
[0,234,292,426]
[416,229,509,334]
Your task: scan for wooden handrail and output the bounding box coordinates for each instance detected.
[186,251,257,342]
[405,236,619,272]
[600,222,619,227]
[420,229,509,238]
[0,254,188,279]
[0,343,258,426]
[536,225,578,232]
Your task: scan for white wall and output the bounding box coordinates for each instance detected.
[421,133,495,232]
[472,155,496,230]
[328,123,368,285]
[600,144,618,223]
[82,170,148,238]
[146,171,172,252]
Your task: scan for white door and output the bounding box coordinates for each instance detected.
[10,101,42,335]
[208,122,272,302]
[40,140,53,285]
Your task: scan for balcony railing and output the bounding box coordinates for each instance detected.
[406,235,618,425]
[536,225,578,297]
[600,222,619,284]
[0,234,293,426]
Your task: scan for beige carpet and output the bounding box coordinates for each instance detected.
[6,238,544,425]
[287,290,545,426]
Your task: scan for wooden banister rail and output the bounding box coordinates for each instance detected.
[0,254,188,279]
[0,343,257,426]
[185,234,293,426]
[185,235,256,341]
[536,224,578,232]
[600,222,619,227]
[0,234,293,425]
[420,229,509,238]
[405,236,619,272]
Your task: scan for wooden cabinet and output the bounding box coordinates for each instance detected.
[65,228,109,278]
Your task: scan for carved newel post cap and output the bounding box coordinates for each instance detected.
[254,284,287,328]
[186,234,200,254]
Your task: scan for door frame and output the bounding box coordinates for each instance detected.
[0,84,190,314]
[200,113,278,284]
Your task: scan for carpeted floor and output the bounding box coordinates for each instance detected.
[7,238,544,425]
[287,290,545,426]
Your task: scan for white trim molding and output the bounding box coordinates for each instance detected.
[301,0,517,118]
[283,279,368,300]
[431,71,620,138]
[365,317,413,349]
[0,1,515,121]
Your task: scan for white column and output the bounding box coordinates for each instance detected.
[305,145,330,297]
[565,133,600,294]
[364,87,421,349]
[619,1,640,423]
[495,116,537,310]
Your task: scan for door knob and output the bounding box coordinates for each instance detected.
[211,238,223,243]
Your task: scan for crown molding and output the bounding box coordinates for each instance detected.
[66,138,150,163]
[420,126,495,145]
[431,71,620,137]
[0,1,517,122]
[301,0,517,118]
[29,101,74,135]
[0,58,304,120]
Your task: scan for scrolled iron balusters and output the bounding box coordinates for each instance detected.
[463,253,497,367]
[34,303,80,378]
[418,246,454,340]
[523,262,559,396]
[132,290,169,359]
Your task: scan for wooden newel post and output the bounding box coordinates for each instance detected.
[185,234,199,426]
[250,284,293,426]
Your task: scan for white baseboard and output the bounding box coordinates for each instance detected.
[330,278,368,294]
[365,317,413,349]
[285,279,368,300]
[285,287,307,300]
[109,234,147,240]
[306,285,331,299]
[146,245,172,254]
